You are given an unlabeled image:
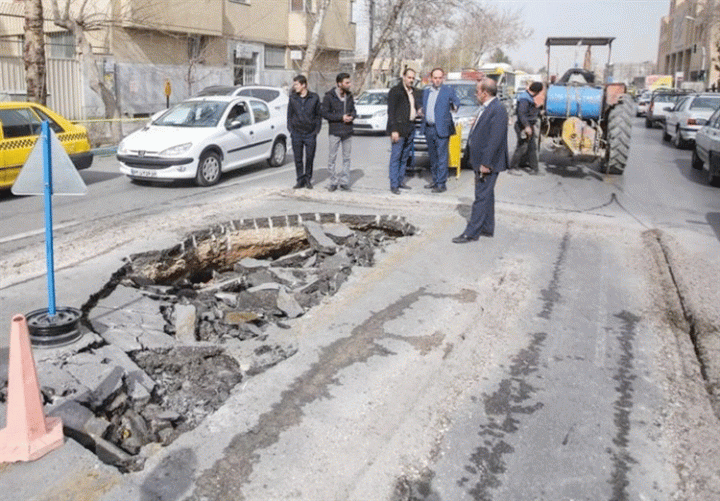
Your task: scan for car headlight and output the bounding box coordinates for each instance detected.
[160,142,192,156]
[117,140,128,155]
[373,110,387,118]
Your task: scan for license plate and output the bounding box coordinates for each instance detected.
[130,168,158,178]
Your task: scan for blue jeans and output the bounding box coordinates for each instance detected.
[388,130,414,189]
[425,125,449,188]
[291,132,317,185]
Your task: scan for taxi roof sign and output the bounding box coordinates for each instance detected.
[11,127,88,196]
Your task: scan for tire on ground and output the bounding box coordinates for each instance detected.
[692,148,704,170]
[267,138,287,167]
[605,95,632,175]
[196,150,222,186]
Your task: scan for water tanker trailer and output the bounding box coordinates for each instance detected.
[540,37,633,174]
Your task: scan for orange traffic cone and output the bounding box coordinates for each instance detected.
[0,314,64,462]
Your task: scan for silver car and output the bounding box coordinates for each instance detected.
[692,106,720,186]
[664,93,720,149]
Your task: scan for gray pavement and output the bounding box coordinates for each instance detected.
[0,121,719,500]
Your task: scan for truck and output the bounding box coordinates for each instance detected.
[540,37,634,174]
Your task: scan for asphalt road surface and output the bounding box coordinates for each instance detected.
[0,119,719,500]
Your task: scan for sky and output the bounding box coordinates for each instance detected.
[500,0,671,72]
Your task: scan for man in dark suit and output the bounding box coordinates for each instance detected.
[386,68,420,194]
[453,78,509,243]
[421,68,460,193]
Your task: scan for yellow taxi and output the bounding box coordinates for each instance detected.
[0,102,93,190]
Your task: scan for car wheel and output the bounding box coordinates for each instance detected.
[267,138,286,167]
[662,128,671,142]
[196,151,222,186]
[673,127,687,149]
[645,118,653,128]
[691,149,704,170]
[709,153,720,187]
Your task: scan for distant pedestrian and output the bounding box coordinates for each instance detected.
[453,78,509,243]
[321,72,356,191]
[509,81,543,175]
[386,68,420,194]
[421,68,460,193]
[287,75,322,189]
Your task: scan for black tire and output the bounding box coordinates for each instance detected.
[196,151,222,186]
[605,96,632,175]
[691,149,703,170]
[662,128,671,142]
[673,127,688,149]
[645,117,653,128]
[709,153,720,187]
[267,138,286,167]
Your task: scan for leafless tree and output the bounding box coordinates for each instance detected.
[300,0,333,75]
[23,0,47,104]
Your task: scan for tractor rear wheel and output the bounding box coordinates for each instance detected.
[605,95,633,175]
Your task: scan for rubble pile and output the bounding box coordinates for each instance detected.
[0,214,416,472]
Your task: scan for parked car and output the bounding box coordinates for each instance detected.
[663,93,720,148]
[197,85,289,116]
[117,96,288,186]
[692,106,720,186]
[0,102,93,191]
[413,80,480,167]
[636,90,651,117]
[645,89,693,128]
[353,89,389,134]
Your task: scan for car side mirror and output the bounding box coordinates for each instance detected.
[227,119,244,130]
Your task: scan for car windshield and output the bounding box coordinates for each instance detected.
[197,87,236,96]
[153,101,227,127]
[356,92,388,106]
[690,96,720,110]
[448,84,479,106]
[653,94,677,103]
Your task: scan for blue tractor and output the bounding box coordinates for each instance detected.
[540,37,633,174]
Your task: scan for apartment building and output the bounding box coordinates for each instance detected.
[657,0,719,89]
[0,0,356,118]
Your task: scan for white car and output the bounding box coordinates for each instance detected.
[664,93,720,149]
[117,96,288,186]
[197,85,289,116]
[353,89,389,134]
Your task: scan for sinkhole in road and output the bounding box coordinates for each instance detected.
[0,213,416,472]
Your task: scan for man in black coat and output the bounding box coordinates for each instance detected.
[509,81,543,174]
[287,75,322,189]
[453,78,509,243]
[386,68,420,194]
[321,72,356,191]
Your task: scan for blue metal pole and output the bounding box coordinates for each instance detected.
[42,120,56,317]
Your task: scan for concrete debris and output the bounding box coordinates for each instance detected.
[303,221,338,254]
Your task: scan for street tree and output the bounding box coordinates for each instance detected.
[23,0,47,104]
[300,0,333,75]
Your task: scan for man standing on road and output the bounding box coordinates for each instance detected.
[421,68,460,193]
[387,68,420,195]
[322,72,356,192]
[453,78,508,243]
[287,75,322,189]
[509,81,543,175]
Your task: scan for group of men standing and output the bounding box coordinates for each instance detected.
[287,68,542,245]
[287,73,356,191]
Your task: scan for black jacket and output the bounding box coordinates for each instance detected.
[287,91,322,135]
[515,90,540,129]
[387,82,420,137]
[321,88,356,137]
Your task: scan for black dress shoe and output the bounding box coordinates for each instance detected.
[328,185,337,192]
[391,188,401,194]
[398,183,411,190]
[293,182,304,189]
[432,186,447,193]
[340,184,351,191]
[305,181,313,189]
[452,234,478,244]
[424,183,437,189]
[479,232,493,238]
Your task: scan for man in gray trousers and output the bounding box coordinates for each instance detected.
[321,73,356,191]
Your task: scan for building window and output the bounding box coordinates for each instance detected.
[291,0,307,12]
[48,32,75,59]
[188,35,208,61]
[265,46,286,68]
